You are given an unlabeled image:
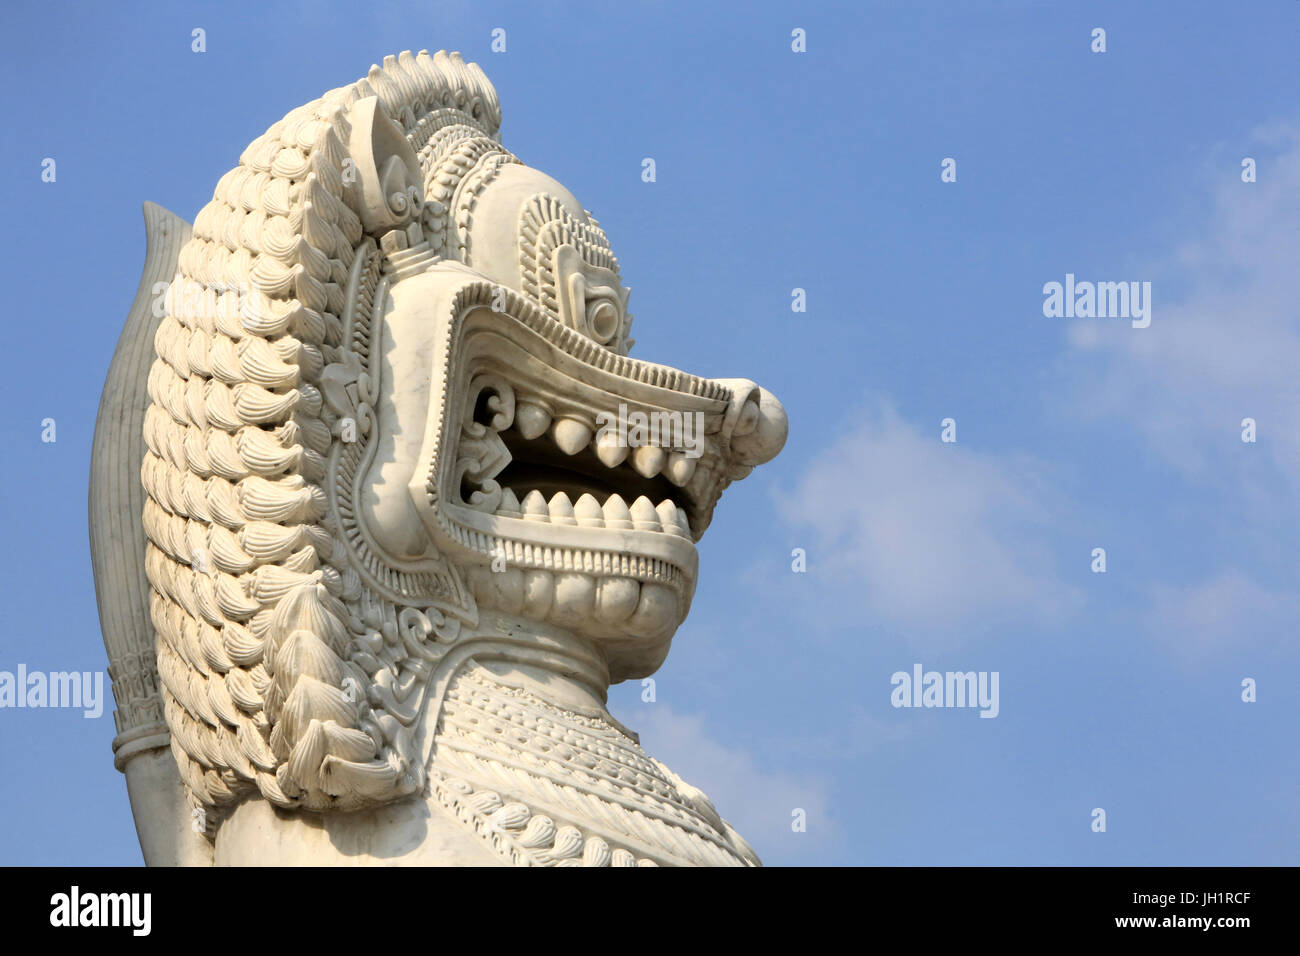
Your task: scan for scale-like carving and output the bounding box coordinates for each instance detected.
[92,48,787,866]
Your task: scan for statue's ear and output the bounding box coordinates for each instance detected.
[344,96,424,235]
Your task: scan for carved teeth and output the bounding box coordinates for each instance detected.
[548,491,576,525]
[522,490,549,522]
[665,452,697,487]
[631,445,666,479]
[497,488,689,538]
[498,487,522,518]
[656,500,686,536]
[595,431,630,468]
[515,403,552,440]
[574,493,604,527]
[602,494,633,530]
[552,418,592,456]
[629,496,661,532]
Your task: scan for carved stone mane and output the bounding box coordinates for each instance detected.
[91,49,786,866]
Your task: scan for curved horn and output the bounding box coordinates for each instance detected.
[90,202,212,865]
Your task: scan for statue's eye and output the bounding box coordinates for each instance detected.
[586,296,620,344]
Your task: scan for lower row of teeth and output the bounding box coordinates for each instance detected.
[495,489,690,537]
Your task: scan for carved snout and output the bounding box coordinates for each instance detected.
[714,378,788,467]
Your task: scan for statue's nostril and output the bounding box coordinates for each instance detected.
[712,379,789,467]
[734,387,788,465]
[734,401,760,437]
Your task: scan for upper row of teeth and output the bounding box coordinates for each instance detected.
[509,401,700,487]
[496,489,691,537]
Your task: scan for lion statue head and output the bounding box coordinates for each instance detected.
[94,49,785,866]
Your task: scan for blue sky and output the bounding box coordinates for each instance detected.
[2,0,1298,865]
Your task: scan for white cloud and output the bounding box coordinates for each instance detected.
[777,402,1081,644]
[1058,122,1300,660]
[627,705,834,864]
[1144,569,1299,657]
[1066,122,1300,504]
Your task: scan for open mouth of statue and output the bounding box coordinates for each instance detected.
[431,375,717,656]
[350,277,782,671]
[412,299,758,652]
[444,373,716,557]
[481,422,695,538]
[374,285,781,663]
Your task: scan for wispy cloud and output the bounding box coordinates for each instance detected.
[629,705,834,864]
[776,402,1081,645]
[1066,122,1300,505]
[1056,121,1300,662]
[1144,569,1300,658]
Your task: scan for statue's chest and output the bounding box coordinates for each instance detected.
[426,663,747,866]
